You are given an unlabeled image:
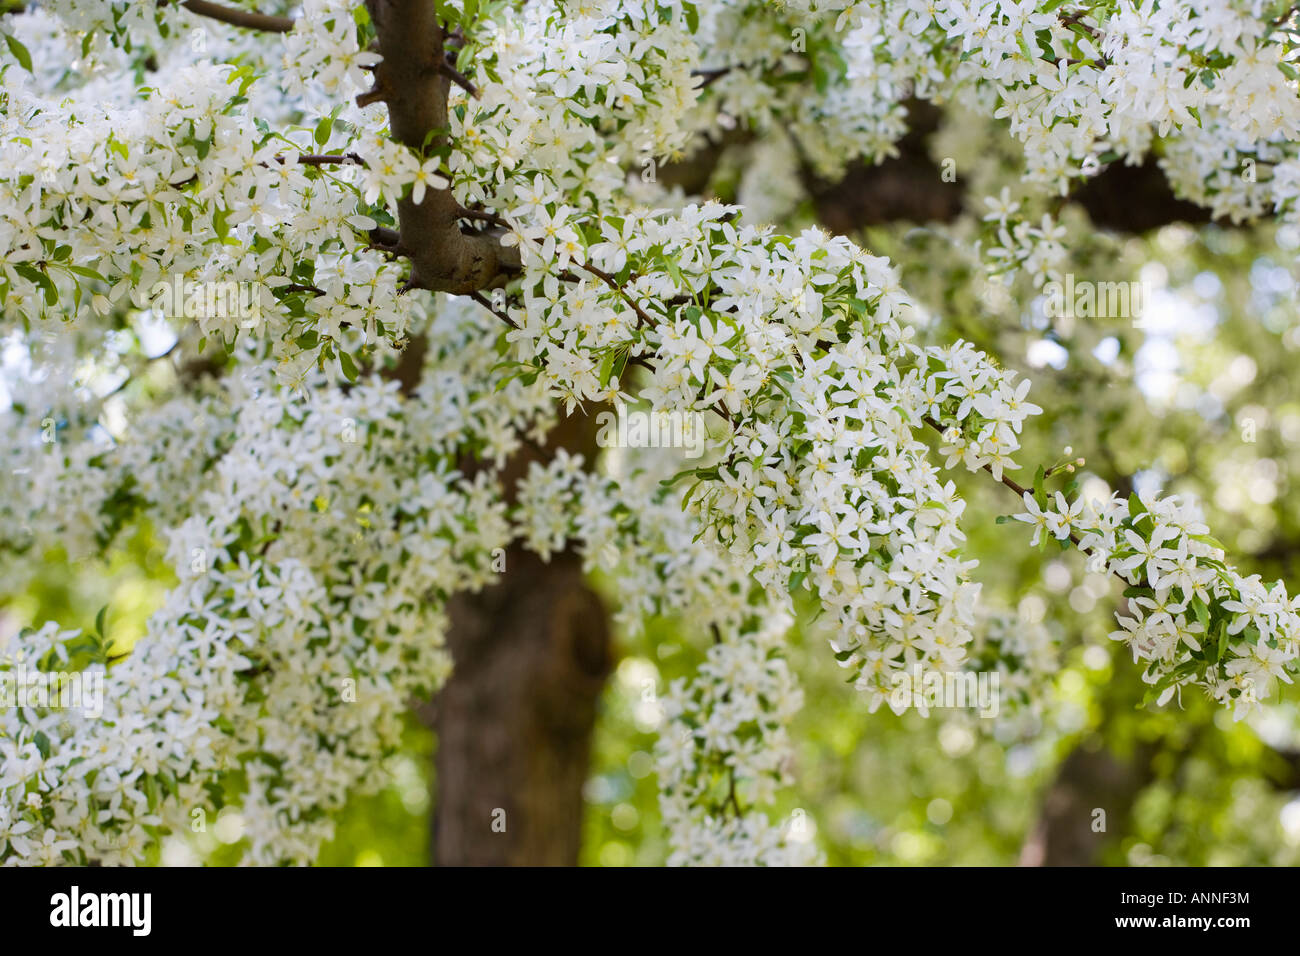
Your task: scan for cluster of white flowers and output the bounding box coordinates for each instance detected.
[441,0,699,215]
[962,604,1059,733]
[1015,488,1300,719]
[1,371,462,863]
[655,609,820,866]
[0,294,565,864]
[0,2,430,389]
[671,0,1300,284]
[2,0,1296,868]
[495,192,1061,723]
[978,189,1071,285]
[281,0,382,98]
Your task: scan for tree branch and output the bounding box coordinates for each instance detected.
[921,415,1139,588]
[178,0,295,33]
[567,262,656,329]
[284,152,367,167]
[439,57,480,98]
[359,0,518,295]
[469,290,519,330]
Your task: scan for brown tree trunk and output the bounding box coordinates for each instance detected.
[431,546,610,865]
[430,410,611,866]
[1019,739,1159,866]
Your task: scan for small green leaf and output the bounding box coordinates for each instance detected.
[67,265,106,282]
[1192,596,1210,630]
[4,33,33,73]
[339,349,359,382]
[683,1,700,33]
[313,115,334,147]
[15,264,57,305]
[598,349,617,389]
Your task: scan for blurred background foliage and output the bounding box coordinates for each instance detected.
[6,101,1300,866]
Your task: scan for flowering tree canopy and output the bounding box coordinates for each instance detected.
[1,0,1298,866]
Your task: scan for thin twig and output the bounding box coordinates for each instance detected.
[282,152,367,168]
[439,58,480,98]
[469,290,519,330]
[178,0,295,33]
[456,205,508,228]
[573,262,656,329]
[922,415,1140,587]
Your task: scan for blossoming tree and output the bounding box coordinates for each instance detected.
[1,0,1298,865]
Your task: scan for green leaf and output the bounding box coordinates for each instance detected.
[4,33,33,73]
[683,1,699,33]
[15,263,57,305]
[67,265,106,282]
[1127,492,1147,523]
[338,349,359,382]
[597,349,617,389]
[1033,465,1047,509]
[313,115,334,147]
[33,731,51,758]
[662,254,683,287]
[1192,596,1210,631]
[94,605,108,640]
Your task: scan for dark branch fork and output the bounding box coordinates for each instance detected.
[356,0,519,295]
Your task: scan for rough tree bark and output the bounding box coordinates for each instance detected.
[362,0,519,293]
[429,411,612,866]
[431,545,611,865]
